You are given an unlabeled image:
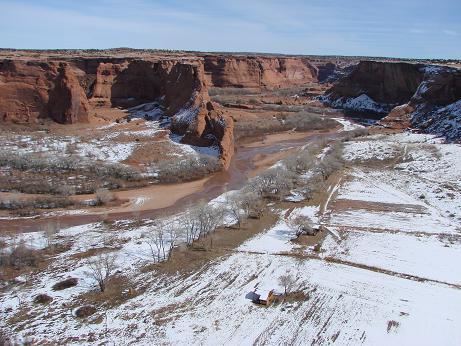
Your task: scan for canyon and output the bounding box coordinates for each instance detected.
[1,49,461,346]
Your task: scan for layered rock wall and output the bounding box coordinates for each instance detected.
[0,57,234,165]
[321,61,461,141]
[204,56,318,89]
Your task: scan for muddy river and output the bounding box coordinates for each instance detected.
[0,129,339,232]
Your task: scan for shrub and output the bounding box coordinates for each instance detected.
[287,215,316,237]
[74,305,97,318]
[95,188,115,205]
[34,294,53,304]
[52,278,78,291]
[0,241,38,269]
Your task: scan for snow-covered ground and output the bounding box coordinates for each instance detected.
[1,132,461,345]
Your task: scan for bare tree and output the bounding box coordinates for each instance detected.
[225,194,246,228]
[95,188,115,205]
[278,272,296,296]
[166,222,180,260]
[240,192,265,219]
[43,221,60,249]
[178,208,200,246]
[287,215,316,237]
[86,253,117,292]
[144,221,167,262]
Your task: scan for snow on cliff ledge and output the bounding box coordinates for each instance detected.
[320,94,392,114]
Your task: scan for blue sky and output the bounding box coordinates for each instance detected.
[1,0,460,58]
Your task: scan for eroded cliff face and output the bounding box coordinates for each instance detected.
[204,56,318,89]
[0,60,92,124]
[0,57,234,166]
[89,59,208,113]
[321,61,461,141]
[325,61,425,105]
[48,64,91,124]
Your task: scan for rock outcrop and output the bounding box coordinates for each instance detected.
[0,60,90,124]
[324,61,425,105]
[0,57,234,166]
[87,58,234,167]
[0,60,54,123]
[48,64,90,124]
[321,61,461,141]
[204,56,318,89]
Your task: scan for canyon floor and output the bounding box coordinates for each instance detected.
[1,52,461,345]
[1,128,460,345]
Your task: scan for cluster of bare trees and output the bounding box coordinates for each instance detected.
[283,150,316,175]
[0,239,38,270]
[0,151,141,181]
[177,203,224,245]
[245,167,297,200]
[0,195,76,211]
[240,140,345,204]
[141,194,265,262]
[234,112,338,140]
[153,154,221,183]
[139,203,225,262]
[143,220,180,262]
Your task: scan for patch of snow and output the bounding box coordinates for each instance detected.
[238,219,297,254]
[76,142,136,162]
[323,94,392,114]
[173,106,198,125]
[321,230,461,285]
[334,117,364,131]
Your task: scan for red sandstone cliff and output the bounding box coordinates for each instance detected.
[48,64,91,124]
[322,61,461,141]
[0,60,91,124]
[0,57,234,166]
[324,61,425,105]
[204,56,318,89]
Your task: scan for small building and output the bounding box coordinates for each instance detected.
[245,289,277,306]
